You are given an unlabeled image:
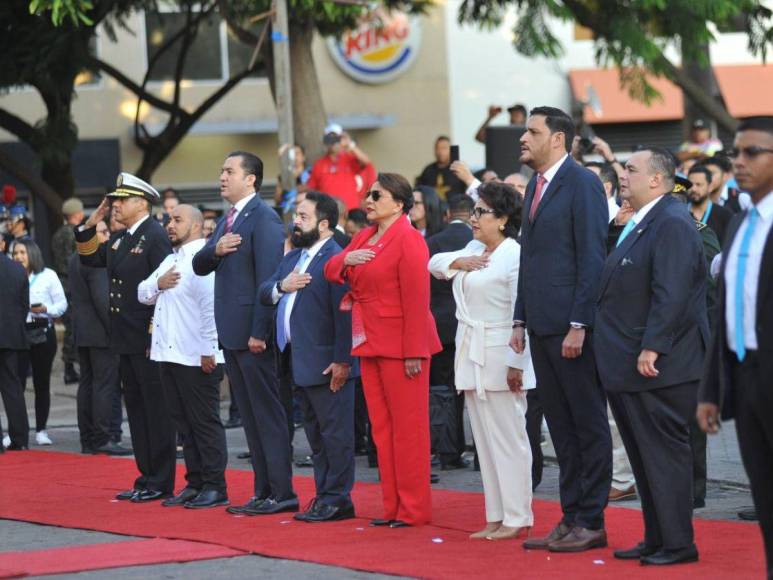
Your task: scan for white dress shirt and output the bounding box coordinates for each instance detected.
[27,268,67,323]
[138,237,223,366]
[724,191,773,352]
[271,236,329,345]
[429,238,535,399]
[541,153,569,187]
[230,192,256,223]
[607,196,620,223]
[127,214,150,236]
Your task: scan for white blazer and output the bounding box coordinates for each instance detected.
[428,237,536,400]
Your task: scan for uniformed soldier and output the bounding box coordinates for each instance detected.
[75,173,176,502]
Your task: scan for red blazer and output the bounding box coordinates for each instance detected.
[324,216,442,360]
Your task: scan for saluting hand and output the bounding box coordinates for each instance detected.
[281,268,312,293]
[85,198,111,229]
[215,233,242,257]
[344,249,375,267]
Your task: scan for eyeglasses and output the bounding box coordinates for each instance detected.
[727,146,773,159]
[366,190,383,202]
[471,207,497,219]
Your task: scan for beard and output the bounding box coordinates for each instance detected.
[291,224,321,248]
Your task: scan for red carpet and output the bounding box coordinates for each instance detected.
[0,451,766,579]
[0,538,244,578]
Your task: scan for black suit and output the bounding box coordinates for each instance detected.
[700,202,773,575]
[333,228,351,249]
[76,217,176,493]
[596,195,708,551]
[427,221,473,465]
[0,254,30,448]
[515,156,611,530]
[68,254,121,450]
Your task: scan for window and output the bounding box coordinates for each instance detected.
[145,10,266,83]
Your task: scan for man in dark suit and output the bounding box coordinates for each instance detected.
[69,219,129,456]
[426,194,474,470]
[596,148,708,566]
[75,173,176,501]
[688,165,733,247]
[512,106,611,552]
[698,117,773,577]
[0,251,30,451]
[193,151,296,515]
[259,192,357,522]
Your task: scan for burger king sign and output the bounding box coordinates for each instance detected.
[327,11,422,85]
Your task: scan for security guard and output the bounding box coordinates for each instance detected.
[75,173,175,502]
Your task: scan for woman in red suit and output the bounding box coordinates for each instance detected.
[325,173,442,527]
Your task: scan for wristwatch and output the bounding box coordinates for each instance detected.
[276,280,285,295]
[570,323,585,330]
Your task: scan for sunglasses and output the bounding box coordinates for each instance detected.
[366,190,389,202]
[727,146,773,159]
[470,207,497,219]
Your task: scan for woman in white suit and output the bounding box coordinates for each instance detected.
[429,181,534,541]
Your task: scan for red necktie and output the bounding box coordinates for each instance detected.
[224,206,237,234]
[529,175,547,222]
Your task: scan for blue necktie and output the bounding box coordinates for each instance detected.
[616,219,637,247]
[276,250,310,352]
[734,208,759,361]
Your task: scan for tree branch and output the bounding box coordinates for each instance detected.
[0,148,62,212]
[0,108,38,145]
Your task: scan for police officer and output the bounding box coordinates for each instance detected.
[75,173,176,502]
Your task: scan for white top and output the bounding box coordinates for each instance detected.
[724,191,773,353]
[428,237,535,399]
[719,184,752,211]
[540,153,569,186]
[127,214,150,236]
[27,268,67,323]
[630,194,665,226]
[607,196,620,223]
[137,238,223,366]
[270,236,329,345]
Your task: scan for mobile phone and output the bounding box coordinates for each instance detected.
[450,145,460,163]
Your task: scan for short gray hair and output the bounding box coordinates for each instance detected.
[645,147,676,190]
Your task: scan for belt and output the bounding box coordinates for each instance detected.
[456,314,512,401]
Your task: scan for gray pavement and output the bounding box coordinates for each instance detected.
[0,355,758,578]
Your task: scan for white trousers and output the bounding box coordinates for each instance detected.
[609,403,636,490]
[465,389,533,527]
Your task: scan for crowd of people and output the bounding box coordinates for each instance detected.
[0,108,771,575]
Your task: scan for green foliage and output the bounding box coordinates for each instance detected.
[29,0,94,25]
[458,0,773,104]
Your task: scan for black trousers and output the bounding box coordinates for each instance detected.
[429,342,466,463]
[529,332,611,530]
[0,349,30,447]
[17,325,57,432]
[732,352,773,577]
[120,354,176,493]
[278,347,297,448]
[61,299,77,366]
[224,348,295,501]
[77,346,120,449]
[526,388,544,490]
[607,381,696,551]
[297,380,356,506]
[689,416,707,502]
[159,362,228,493]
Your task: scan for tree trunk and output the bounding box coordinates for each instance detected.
[681,42,725,139]
[288,19,327,164]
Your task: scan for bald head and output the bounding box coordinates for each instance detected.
[167,204,204,247]
[504,173,529,199]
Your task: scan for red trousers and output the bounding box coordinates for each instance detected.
[361,356,432,525]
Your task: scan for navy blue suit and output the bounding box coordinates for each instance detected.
[596,195,707,552]
[193,194,294,502]
[259,237,357,507]
[515,156,612,530]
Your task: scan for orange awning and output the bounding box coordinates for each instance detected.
[570,64,773,124]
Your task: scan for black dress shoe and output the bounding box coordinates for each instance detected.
[162,487,200,507]
[738,507,758,521]
[81,445,97,455]
[303,503,356,523]
[6,443,28,451]
[116,489,141,501]
[95,442,133,456]
[293,499,321,522]
[640,545,699,566]
[227,496,267,515]
[237,451,251,459]
[185,490,229,509]
[131,489,171,503]
[370,518,393,526]
[430,473,440,484]
[224,417,242,429]
[614,542,660,560]
[441,457,471,471]
[294,455,314,468]
[389,520,411,528]
[693,497,706,509]
[246,497,299,515]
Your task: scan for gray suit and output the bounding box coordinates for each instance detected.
[595,195,708,551]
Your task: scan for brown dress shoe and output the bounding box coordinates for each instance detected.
[548,527,607,552]
[523,522,573,550]
[608,485,637,502]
